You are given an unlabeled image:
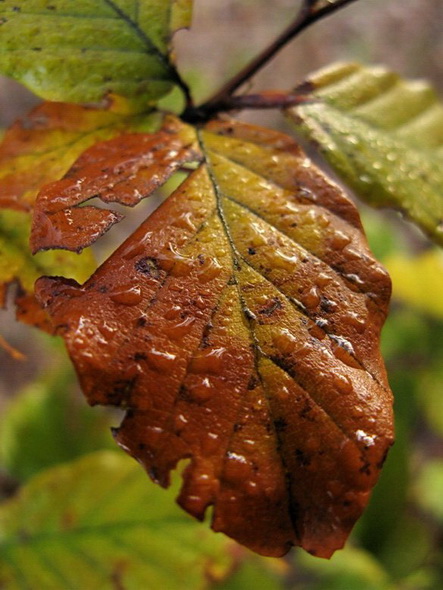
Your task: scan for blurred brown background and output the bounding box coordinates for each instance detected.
[1,0,442,399]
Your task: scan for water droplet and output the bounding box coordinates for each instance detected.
[173,211,197,232]
[272,328,298,354]
[344,311,366,334]
[330,230,352,251]
[355,429,377,447]
[316,273,332,287]
[145,347,177,372]
[110,284,142,306]
[304,286,320,309]
[196,256,223,283]
[189,347,226,374]
[272,250,298,271]
[164,316,196,340]
[187,376,215,402]
[164,305,182,320]
[332,373,353,395]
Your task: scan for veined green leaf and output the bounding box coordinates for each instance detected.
[288,63,443,246]
[0,451,237,590]
[0,0,192,107]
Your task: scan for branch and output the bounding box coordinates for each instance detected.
[182,91,312,123]
[186,0,360,121]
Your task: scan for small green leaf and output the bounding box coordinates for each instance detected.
[0,451,236,590]
[0,0,192,107]
[288,62,443,246]
[0,365,115,481]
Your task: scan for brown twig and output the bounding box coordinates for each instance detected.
[183,0,360,122]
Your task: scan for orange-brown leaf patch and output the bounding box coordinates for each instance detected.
[36,119,394,558]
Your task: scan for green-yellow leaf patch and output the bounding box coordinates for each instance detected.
[288,62,443,246]
[0,0,192,107]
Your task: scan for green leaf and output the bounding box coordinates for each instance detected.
[288,62,443,246]
[0,0,192,107]
[0,365,115,482]
[0,451,237,589]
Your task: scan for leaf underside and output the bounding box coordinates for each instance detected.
[0,0,192,106]
[34,117,394,558]
[288,62,443,246]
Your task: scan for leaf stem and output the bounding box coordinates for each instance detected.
[183,0,360,122]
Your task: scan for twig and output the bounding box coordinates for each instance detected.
[183,0,360,121]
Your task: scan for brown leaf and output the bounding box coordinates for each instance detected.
[35,119,393,558]
[31,116,201,253]
[0,101,153,211]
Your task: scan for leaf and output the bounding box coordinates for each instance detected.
[0,364,115,482]
[35,119,394,558]
[0,208,95,331]
[287,62,443,246]
[0,0,192,106]
[0,100,157,332]
[0,451,237,590]
[31,115,200,253]
[0,101,156,211]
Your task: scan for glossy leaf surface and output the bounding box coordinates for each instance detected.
[36,119,393,558]
[0,100,156,331]
[0,101,156,211]
[0,0,192,106]
[0,209,95,331]
[288,62,443,245]
[0,451,237,589]
[31,115,200,253]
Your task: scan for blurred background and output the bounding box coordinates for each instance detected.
[1,1,443,588]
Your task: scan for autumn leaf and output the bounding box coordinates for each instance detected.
[287,62,443,246]
[0,0,192,107]
[35,118,394,558]
[31,115,200,253]
[0,100,159,334]
[0,101,157,211]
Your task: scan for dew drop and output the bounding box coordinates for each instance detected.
[332,373,353,395]
[196,257,223,283]
[189,347,226,374]
[330,230,352,251]
[304,286,321,309]
[164,316,196,340]
[110,284,142,306]
[187,376,215,403]
[272,328,298,354]
[145,348,177,372]
[356,429,377,447]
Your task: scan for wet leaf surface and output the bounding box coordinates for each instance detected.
[36,119,394,558]
[0,100,156,335]
[31,116,200,253]
[0,101,156,211]
[287,62,443,246]
[0,0,192,106]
